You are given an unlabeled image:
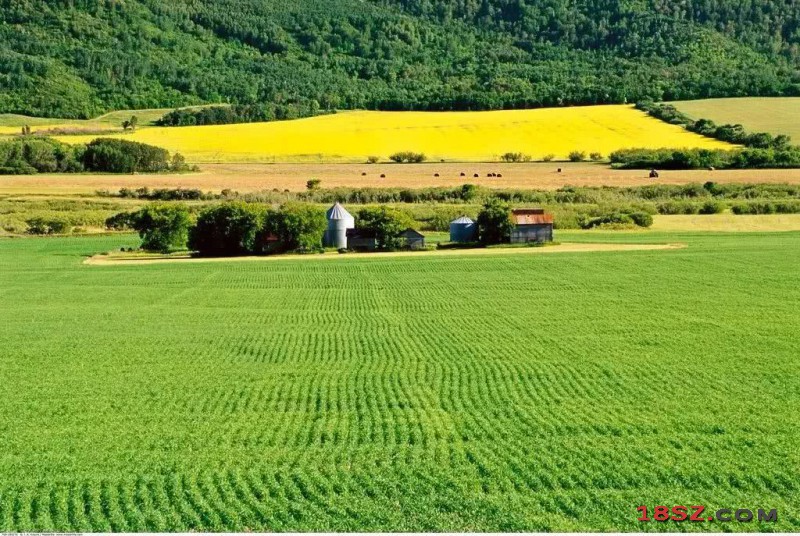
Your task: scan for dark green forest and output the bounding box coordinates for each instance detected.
[1,0,799,118]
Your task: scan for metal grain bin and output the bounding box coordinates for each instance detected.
[449,216,478,243]
[325,202,355,249]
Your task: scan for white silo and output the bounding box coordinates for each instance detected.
[325,202,355,249]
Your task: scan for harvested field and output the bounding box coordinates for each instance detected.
[3,163,800,195]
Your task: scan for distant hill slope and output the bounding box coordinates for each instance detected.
[1,0,799,118]
[671,98,800,142]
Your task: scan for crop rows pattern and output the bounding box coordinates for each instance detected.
[0,232,798,531]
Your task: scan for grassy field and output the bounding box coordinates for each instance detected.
[33,106,734,164]
[650,213,800,232]
[6,163,800,196]
[670,98,800,141]
[0,231,798,531]
[0,105,222,134]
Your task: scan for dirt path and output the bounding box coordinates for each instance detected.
[84,242,686,266]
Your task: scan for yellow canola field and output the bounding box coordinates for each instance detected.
[54,105,733,163]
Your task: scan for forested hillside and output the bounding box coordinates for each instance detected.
[1,0,799,118]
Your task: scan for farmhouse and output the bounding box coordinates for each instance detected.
[510,208,554,244]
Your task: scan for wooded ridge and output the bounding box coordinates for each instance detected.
[2,0,799,118]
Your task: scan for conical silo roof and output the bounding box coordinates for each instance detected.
[327,202,353,221]
[451,215,474,224]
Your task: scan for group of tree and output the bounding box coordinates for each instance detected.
[115,201,425,255]
[0,137,193,175]
[3,1,800,118]
[115,202,327,255]
[609,147,800,170]
[156,102,325,127]
[121,116,139,131]
[636,102,794,150]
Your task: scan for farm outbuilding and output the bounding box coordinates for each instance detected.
[510,209,554,244]
[346,228,378,251]
[324,202,355,249]
[400,228,426,250]
[449,216,478,243]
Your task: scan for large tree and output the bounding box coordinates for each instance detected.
[132,204,192,253]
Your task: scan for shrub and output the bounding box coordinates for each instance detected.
[477,198,512,244]
[306,179,321,191]
[460,183,480,202]
[105,211,139,231]
[628,212,653,227]
[25,216,70,235]
[774,201,800,214]
[699,201,725,214]
[579,212,634,229]
[366,156,380,164]
[500,152,531,163]
[389,151,427,163]
[732,202,776,215]
[131,204,192,253]
[589,152,603,161]
[189,202,266,256]
[568,151,587,162]
[657,201,700,215]
[116,187,208,201]
[542,154,555,162]
[169,153,194,172]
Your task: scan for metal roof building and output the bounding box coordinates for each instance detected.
[449,215,478,243]
[510,208,554,244]
[324,202,355,249]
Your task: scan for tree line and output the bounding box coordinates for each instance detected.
[609,147,800,170]
[156,102,327,127]
[2,0,799,118]
[0,137,193,175]
[100,181,800,207]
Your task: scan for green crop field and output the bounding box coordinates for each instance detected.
[670,98,800,141]
[1,232,799,531]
